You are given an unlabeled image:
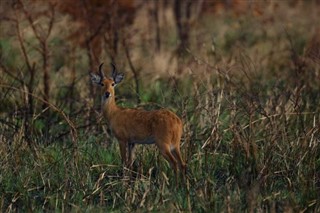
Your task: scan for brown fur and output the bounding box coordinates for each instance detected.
[98,76,186,174]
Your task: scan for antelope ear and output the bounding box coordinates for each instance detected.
[114,73,124,84]
[90,73,103,86]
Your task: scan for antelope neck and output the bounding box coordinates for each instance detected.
[103,96,119,120]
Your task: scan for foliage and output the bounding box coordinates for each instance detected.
[0,0,320,212]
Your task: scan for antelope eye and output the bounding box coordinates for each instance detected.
[112,83,115,87]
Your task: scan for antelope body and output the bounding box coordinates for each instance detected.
[91,63,186,174]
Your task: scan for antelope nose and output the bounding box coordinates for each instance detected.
[105,92,110,98]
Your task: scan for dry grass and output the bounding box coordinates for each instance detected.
[0,1,320,212]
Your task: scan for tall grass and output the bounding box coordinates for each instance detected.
[1,1,320,212]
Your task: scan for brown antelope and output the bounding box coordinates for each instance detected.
[90,63,186,174]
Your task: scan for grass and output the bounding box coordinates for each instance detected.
[1,1,320,212]
[2,73,319,211]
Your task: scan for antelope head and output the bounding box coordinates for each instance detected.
[90,63,124,100]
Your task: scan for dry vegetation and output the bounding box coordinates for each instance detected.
[0,0,320,212]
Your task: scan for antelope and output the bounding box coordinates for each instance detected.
[90,63,186,175]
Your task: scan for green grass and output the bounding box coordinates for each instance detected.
[1,1,320,212]
[4,82,319,211]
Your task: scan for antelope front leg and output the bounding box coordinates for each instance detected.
[119,141,127,167]
[119,141,131,179]
[128,143,136,168]
[119,141,135,169]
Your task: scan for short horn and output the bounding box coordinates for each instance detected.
[111,63,117,79]
[98,63,105,79]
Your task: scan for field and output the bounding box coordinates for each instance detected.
[0,0,319,212]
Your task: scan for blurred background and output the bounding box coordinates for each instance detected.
[0,0,320,212]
